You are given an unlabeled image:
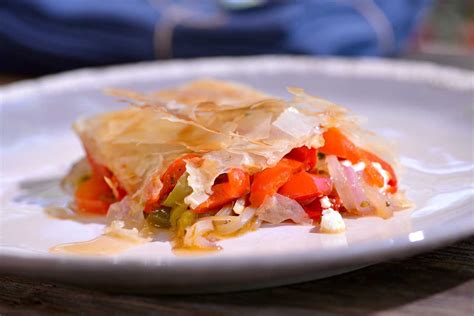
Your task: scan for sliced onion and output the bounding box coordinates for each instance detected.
[240,206,256,223]
[201,207,256,235]
[183,219,215,248]
[327,155,397,217]
[213,217,241,235]
[183,206,258,248]
[193,235,216,249]
[342,165,373,215]
[256,194,312,225]
[326,155,357,212]
[106,196,145,229]
[361,180,395,219]
[389,191,413,210]
[215,204,234,216]
[214,207,256,235]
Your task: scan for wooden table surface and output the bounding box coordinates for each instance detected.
[1,238,472,316]
[1,73,473,316]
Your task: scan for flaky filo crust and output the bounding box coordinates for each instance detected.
[74,79,396,209]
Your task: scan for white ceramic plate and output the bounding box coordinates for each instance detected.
[1,56,473,294]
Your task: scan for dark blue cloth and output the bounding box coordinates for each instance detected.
[0,0,431,74]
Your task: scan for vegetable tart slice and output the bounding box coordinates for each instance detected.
[62,79,410,251]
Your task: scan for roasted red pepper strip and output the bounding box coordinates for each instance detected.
[249,158,304,207]
[285,146,318,170]
[361,149,398,193]
[75,176,116,215]
[74,151,126,214]
[85,150,127,198]
[303,199,323,221]
[320,128,397,191]
[319,128,361,163]
[278,171,332,201]
[193,168,250,213]
[144,153,199,213]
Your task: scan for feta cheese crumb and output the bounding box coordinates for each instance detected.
[372,162,390,192]
[352,161,366,172]
[320,208,346,234]
[320,196,332,209]
[341,160,366,172]
[341,160,352,167]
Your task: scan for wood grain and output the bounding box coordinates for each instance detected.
[1,237,472,316]
[0,75,31,85]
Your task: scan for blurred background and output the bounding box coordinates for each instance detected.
[0,0,472,78]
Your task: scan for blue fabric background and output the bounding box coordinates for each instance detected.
[0,0,431,74]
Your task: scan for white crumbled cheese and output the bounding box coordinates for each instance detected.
[352,161,366,172]
[341,160,365,172]
[341,160,352,167]
[372,162,390,192]
[320,208,346,234]
[320,196,332,209]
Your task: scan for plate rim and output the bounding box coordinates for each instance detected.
[1,56,473,105]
